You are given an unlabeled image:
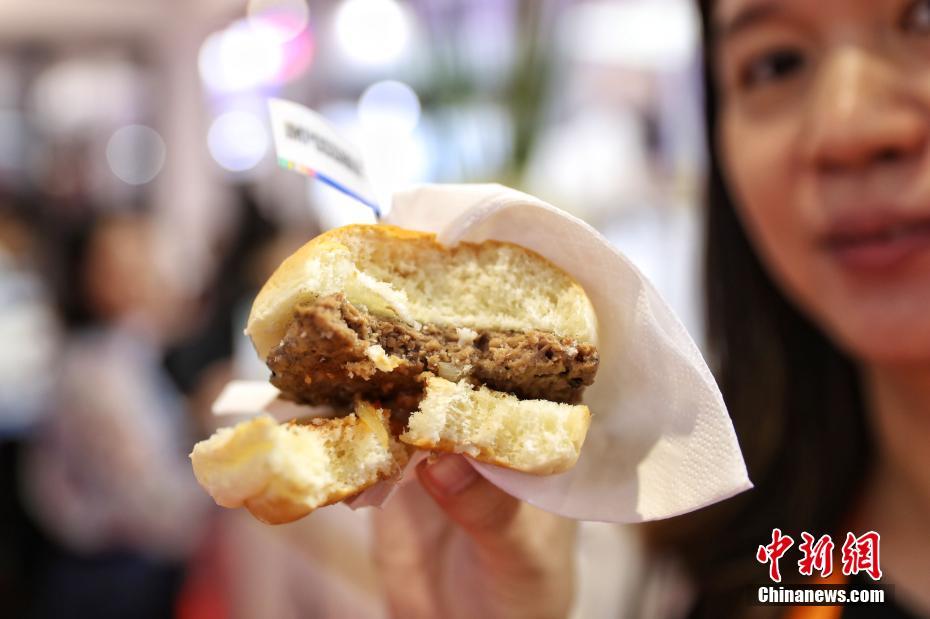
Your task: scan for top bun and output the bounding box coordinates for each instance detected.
[246,224,598,360]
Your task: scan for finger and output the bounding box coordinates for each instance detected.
[416,454,523,551]
[372,474,447,568]
[371,478,448,619]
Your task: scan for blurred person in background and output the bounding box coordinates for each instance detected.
[0,197,60,616]
[21,210,208,619]
[373,1,930,618]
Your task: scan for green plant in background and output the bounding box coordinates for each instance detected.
[412,0,559,187]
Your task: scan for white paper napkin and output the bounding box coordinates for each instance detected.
[380,183,751,522]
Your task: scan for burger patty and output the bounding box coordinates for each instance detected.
[266,293,598,408]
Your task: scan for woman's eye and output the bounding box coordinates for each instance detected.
[901,0,930,34]
[739,49,805,89]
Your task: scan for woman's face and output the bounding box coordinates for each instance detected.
[84,217,155,322]
[715,0,930,364]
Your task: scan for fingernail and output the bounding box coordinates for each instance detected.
[422,454,478,496]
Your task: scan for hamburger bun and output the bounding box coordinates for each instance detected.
[245,224,597,360]
[191,402,406,524]
[403,375,591,475]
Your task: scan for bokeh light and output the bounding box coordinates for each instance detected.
[334,0,411,67]
[207,111,269,172]
[31,59,138,133]
[562,0,698,71]
[357,80,420,135]
[247,0,310,43]
[198,20,284,93]
[275,28,315,83]
[105,124,167,185]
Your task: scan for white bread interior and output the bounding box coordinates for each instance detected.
[246,225,598,360]
[190,403,407,524]
[401,376,591,475]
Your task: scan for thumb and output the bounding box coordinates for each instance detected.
[416,454,521,547]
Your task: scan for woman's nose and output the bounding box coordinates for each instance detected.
[805,46,927,174]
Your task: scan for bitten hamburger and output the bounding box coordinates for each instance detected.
[191,224,599,523]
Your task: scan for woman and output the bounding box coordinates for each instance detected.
[373,0,930,617]
[23,213,208,618]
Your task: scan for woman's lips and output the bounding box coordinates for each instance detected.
[822,214,930,272]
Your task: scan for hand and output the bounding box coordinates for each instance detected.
[372,454,577,619]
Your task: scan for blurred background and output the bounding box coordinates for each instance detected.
[0,0,704,617]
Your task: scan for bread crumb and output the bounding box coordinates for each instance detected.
[456,327,479,346]
[365,344,404,372]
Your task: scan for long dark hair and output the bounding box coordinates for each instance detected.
[644,3,872,617]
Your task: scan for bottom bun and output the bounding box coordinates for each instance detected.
[402,376,591,475]
[190,403,407,524]
[191,377,592,521]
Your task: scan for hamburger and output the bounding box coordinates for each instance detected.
[190,224,599,523]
